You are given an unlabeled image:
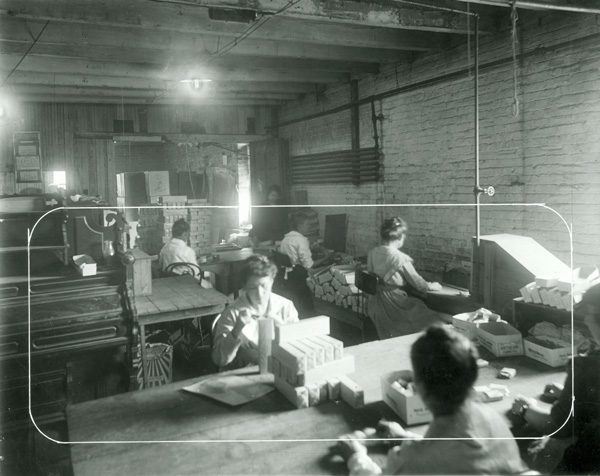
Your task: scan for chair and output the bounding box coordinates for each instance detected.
[164,262,204,282]
[354,269,381,342]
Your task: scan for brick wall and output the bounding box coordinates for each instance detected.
[280,11,600,276]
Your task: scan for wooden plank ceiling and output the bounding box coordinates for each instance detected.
[0,0,585,106]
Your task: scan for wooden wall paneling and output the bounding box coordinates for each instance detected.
[106,140,117,205]
[64,104,76,190]
[95,139,107,200]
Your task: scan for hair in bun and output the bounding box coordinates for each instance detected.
[380,216,408,241]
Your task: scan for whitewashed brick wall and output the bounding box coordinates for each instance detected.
[280,11,600,278]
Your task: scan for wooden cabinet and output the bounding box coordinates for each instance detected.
[512,297,585,335]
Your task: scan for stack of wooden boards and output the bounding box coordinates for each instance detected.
[519,267,599,311]
[307,265,363,312]
[271,316,364,409]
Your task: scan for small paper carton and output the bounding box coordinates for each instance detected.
[477,322,523,357]
[380,370,432,426]
[452,308,500,341]
[72,254,97,276]
[524,338,572,368]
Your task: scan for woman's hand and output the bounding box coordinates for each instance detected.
[334,429,375,461]
[377,420,407,439]
[543,382,564,401]
[512,395,538,417]
[231,309,254,339]
[427,282,442,292]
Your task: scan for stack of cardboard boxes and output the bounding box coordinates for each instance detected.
[307,265,362,311]
[271,316,364,409]
[187,198,213,256]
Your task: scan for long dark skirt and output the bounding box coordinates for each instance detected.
[287,266,315,319]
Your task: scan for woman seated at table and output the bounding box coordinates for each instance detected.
[511,283,600,474]
[335,325,528,475]
[366,217,446,339]
[212,255,299,370]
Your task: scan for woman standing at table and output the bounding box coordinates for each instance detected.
[249,185,289,246]
[212,255,298,370]
[366,217,446,339]
[511,283,600,474]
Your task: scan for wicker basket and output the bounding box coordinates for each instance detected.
[136,343,173,389]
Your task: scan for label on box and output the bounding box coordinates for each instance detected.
[524,339,572,368]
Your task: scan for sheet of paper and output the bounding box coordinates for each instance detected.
[183,373,275,406]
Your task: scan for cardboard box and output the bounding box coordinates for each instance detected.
[524,338,572,368]
[452,309,500,341]
[145,171,170,197]
[380,370,432,426]
[477,322,523,357]
[72,254,97,276]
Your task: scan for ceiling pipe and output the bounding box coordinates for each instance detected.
[451,0,600,14]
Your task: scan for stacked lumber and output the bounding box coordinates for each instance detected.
[520,267,599,311]
[136,205,161,255]
[187,198,213,255]
[307,265,362,311]
[271,316,364,409]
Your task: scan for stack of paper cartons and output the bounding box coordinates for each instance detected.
[136,205,161,255]
[187,199,213,255]
[306,265,362,311]
[156,196,188,246]
[271,316,363,409]
[520,267,599,311]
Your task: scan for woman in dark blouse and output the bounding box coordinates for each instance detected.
[249,185,289,245]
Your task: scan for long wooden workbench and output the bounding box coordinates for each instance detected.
[66,333,562,475]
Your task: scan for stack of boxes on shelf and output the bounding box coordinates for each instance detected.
[157,196,188,247]
[307,265,362,311]
[136,206,162,255]
[519,267,599,311]
[187,199,213,256]
[271,316,364,409]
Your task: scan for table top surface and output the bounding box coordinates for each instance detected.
[67,332,562,476]
[204,247,270,264]
[133,276,231,316]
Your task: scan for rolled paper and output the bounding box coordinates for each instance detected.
[258,317,274,374]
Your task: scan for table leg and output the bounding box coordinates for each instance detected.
[140,323,148,389]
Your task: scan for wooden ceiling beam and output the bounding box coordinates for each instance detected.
[0,40,380,74]
[0,16,413,63]
[450,0,600,13]
[1,0,450,51]
[179,0,494,33]
[0,54,350,83]
[0,72,318,93]
[10,93,285,106]
[2,84,302,100]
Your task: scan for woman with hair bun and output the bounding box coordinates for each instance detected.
[366,217,446,339]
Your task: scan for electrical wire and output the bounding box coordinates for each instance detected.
[391,0,477,16]
[511,1,520,116]
[1,20,50,87]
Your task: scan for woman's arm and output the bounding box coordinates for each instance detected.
[211,309,252,367]
[400,260,430,294]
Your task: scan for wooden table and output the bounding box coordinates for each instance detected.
[134,276,231,388]
[67,333,562,475]
[202,247,271,296]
